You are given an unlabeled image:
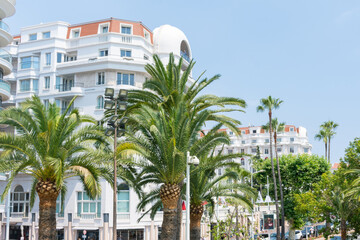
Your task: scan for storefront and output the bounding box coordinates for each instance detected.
[77,230,99,240]
[117,229,144,240]
[9,225,29,240]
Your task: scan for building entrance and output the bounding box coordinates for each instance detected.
[77,230,99,240]
[9,225,29,240]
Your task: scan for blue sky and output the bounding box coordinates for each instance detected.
[7,0,360,163]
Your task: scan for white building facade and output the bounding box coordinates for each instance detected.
[0,18,208,240]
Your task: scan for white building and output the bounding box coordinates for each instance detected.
[204,125,312,174]
[0,18,207,240]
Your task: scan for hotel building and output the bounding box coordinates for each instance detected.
[0,18,200,240]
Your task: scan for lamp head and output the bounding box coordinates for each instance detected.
[104,100,114,110]
[189,155,200,166]
[118,89,128,101]
[117,101,127,111]
[104,88,115,99]
[105,127,115,136]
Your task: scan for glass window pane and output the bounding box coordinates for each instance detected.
[117,201,129,212]
[83,202,89,213]
[130,74,134,86]
[77,192,82,200]
[118,192,129,200]
[83,192,89,200]
[19,193,24,201]
[90,202,96,213]
[123,74,129,85]
[117,73,121,85]
[77,202,81,213]
[97,202,101,214]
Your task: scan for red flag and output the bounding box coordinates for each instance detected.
[182,201,186,210]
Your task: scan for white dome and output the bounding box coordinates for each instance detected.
[153,24,191,60]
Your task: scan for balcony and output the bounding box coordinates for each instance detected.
[56,82,84,92]
[0,80,11,101]
[0,0,16,19]
[117,213,130,222]
[0,21,11,46]
[76,213,101,219]
[0,49,12,75]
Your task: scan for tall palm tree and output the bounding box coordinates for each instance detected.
[321,121,339,163]
[315,129,328,160]
[119,54,246,240]
[257,96,283,240]
[262,118,285,239]
[0,96,110,240]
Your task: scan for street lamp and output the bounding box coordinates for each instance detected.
[104,88,128,240]
[186,152,199,240]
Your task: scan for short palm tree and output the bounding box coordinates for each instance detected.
[345,168,360,200]
[315,129,328,160]
[0,96,109,240]
[120,54,246,240]
[257,96,283,240]
[321,121,339,163]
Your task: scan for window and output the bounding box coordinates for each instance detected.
[121,26,131,34]
[290,147,295,153]
[99,49,108,57]
[96,96,104,109]
[241,130,246,134]
[57,53,62,63]
[277,138,282,142]
[252,139,257,144]
[11,185,29,217]
[72,29,80,38]
[77,192,101,218]
[240,149,245,154]
[228,149,233,154]
[56,195,64,217]
[251,148,257,153]
[265,139,270,143]
[117,183,130,214]
[252,130,257,134]
[21,56,40,69]
[20,79,30,92]
[217,168,222,176]
[44,76,50,89]
[33,79,38,91]
[290,137,294,142]
[121,49,132,57]
[277,148,282,152]
[101,25,109,33]
[241,158,245,165]
[265,148,269,154]
[64,54,77,62]
[117,73,135,86]
[290,127,294,132]
[144,54,149,60]
[43,32,50,39]
[304,148,309,153]
[144,30,150,40]
[241,140,246,144]
[229,131,233,136]
[44,99,49,110]
[97,72,105,85]
[29,33,37,41]
[45,53,51,66]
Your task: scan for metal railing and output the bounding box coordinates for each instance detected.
[76,213,101,219]
[0,21,10,32]
[0,80,10,93]
[0,49,11,64]
[121,36,132,43]
[117,213,130,221]
[56,82,84,92]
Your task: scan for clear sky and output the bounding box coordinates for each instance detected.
[7,0,360,163]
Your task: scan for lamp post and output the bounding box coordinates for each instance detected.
[186,152,200,240]
[5,172,10,240]
[104,88,128,240]
[250,169,265,239]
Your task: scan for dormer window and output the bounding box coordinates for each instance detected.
[29,33,37,41]
[144,30,150,41]
[121,25,132,35]
[253,130,257,134]
[99,23,109,34]
[290,127,294,132]
[71,29,80,38]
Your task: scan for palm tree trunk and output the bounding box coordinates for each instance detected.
[236,205,240,240]
[190,204,204,240]
[160,184,181,240]
[325,142,328,161]
[274,134,285,240]
[328,137,331,163]
[341,218,347,240]
[36,181,59,240]
[268,111,280,240]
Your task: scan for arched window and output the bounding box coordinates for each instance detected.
[11,185,29,217]
[96,96,104,109]
[117,183,130,219]
[180,40,190,62]
[241,158,245,166]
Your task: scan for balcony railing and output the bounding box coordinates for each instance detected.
[0,49,11,65]
[117,213,130,221]
[56,83,84,92]
[9,212,29,218]
[0,21,10,32]
[76,213,101,219]
[0,80,10,93]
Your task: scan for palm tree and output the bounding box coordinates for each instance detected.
[0,96,109,240]
[120,54,246,240]
[257,96,283,240]
[262,118,285,239]
[321,121,339,163]
[315,129,328,160]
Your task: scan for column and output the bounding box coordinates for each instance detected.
[150,221,154,240]
[103,213,109,240]
[31,213,36,240]
[68,213,72,240]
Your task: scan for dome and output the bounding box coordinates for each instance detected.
[153,24,191,61]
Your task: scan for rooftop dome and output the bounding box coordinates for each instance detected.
[153,24,191,61]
